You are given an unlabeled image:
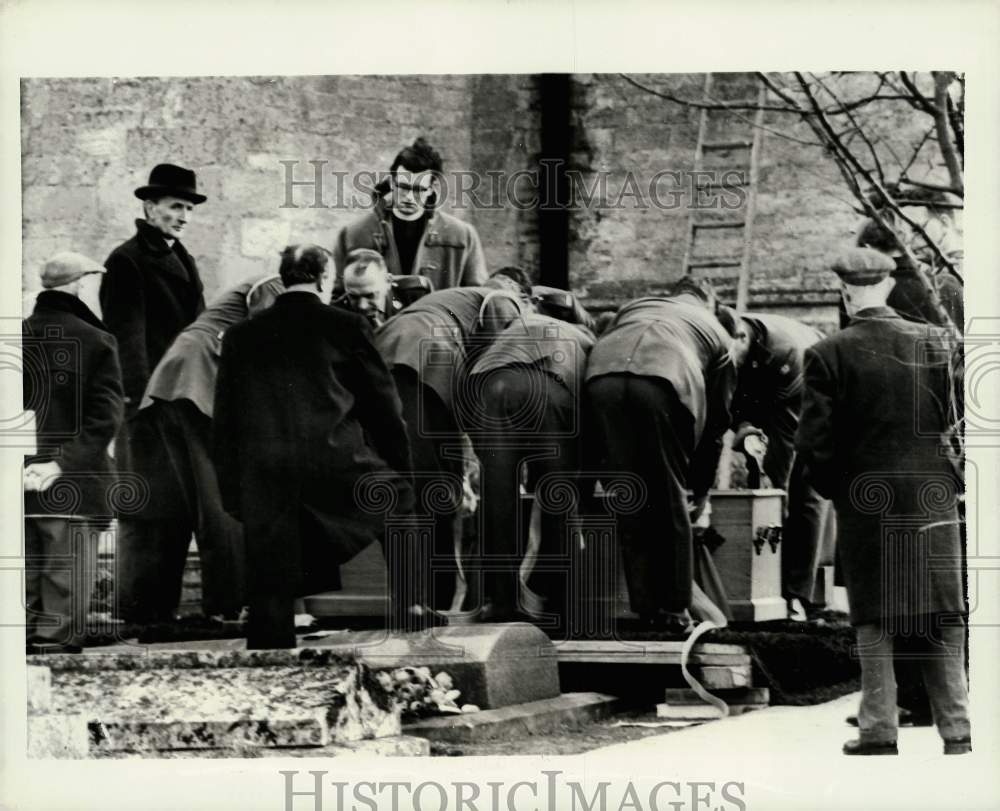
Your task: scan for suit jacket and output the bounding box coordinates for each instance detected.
[374,287,523,416]
[585,296,737,497]
[101,219,205,412]
[470,312,594,398]
[141,276,284,419]
[213,292,413,591]
[23,291,124,519]
[333,205,487,292]
[585,296,735,442]
[732,312,822,486]
[796,306,963,624]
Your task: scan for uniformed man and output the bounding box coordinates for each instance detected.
[333,249,435,327]
[722,307,830,620]
[796,247,968,756]
[585,278,737,632]
[466,300,595,626]
[374,282,524,610]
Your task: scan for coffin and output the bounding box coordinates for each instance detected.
[707,489,787,622]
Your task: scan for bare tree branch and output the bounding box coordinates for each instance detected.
[932,72,965,195]
[812,72,887,188]
[618,73,800,113]
[899,71,938,116]
[793,72,959,325]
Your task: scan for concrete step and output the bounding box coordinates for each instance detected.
[403,692,620,744]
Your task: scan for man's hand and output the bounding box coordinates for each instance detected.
[688,493,710,525]
[732,422,766,453]
[24,461,62,492]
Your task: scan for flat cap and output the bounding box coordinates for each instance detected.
[40,252,106,289]
[831,247,895,285]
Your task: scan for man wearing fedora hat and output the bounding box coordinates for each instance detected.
[101,163,207,624]
[797,247,968,756]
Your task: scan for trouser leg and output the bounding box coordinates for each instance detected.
[782,456,828,604]
[392,369,462,610]
[115,519,193,622]
[916,618,971,741]
[855,623,899,744]
[24,519,43,643]
[29,518,97,647]
[166,402,247,617]
[587,376,693,615]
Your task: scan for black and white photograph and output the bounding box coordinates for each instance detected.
[2,2,999,810]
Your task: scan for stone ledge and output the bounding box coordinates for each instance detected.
[403,692,619,743]
[91,712,330,753]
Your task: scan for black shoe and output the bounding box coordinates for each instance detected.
[843,738,898,756]
[638,611,693,635]
[943,737,972,755]
[846,709,934,728]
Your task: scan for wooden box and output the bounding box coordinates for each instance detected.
[707,489,787,622]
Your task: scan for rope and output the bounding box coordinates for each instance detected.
[679,620,730,718]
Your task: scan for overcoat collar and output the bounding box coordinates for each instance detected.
[32,290,110,333]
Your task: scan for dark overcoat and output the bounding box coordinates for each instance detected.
[23,291,124,521]
[796,306,964,625]
[732,312,822,486]
[213,292,414,595]
[101,219,205,410]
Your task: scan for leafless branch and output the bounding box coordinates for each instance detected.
[899,71,938,116]
[931,72,965,195]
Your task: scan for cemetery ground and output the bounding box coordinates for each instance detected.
[26,611,864,759]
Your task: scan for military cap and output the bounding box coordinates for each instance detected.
[830,247,896,285]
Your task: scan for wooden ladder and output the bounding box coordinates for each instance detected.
[681,73,766,312]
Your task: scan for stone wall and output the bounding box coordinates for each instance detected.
[22,73,952,333]
[21,75,541,304]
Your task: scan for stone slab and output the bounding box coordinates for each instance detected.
[28,647,357,672]
[304,623,560,711]
[554,640,751,666]
[91,712,330,752]
[663,687,769,705]
[27,665,51,713]
[697,665,751,689]
[403,693,619,743]
[27,713,89,759]
[46,660,400,744]
[655,702,767,720]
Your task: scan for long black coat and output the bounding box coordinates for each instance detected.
[796,307,963,625]
[23,291,124,520]
[213,292,414,595]
[101,219,205,412]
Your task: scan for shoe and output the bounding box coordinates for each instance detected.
[943,737,972,755]
[843,738,898,756]
[846,708,934,728]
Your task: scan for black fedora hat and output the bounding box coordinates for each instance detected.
[134,163,207,204]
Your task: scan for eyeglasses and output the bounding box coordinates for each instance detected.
[392,178,433,196]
